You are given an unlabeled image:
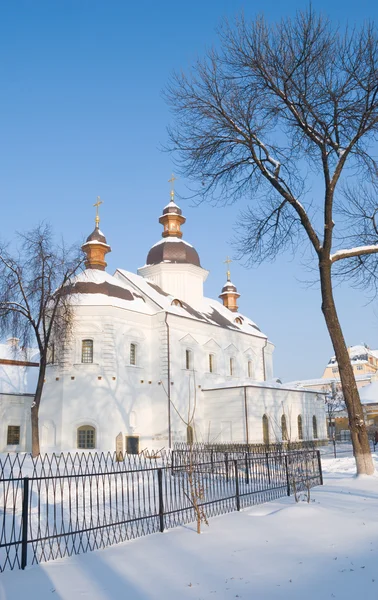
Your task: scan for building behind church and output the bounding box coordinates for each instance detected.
[0,188,327,453]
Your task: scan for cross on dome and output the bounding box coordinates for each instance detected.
[93,196,103,228]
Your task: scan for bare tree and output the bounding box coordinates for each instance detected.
[324,382,345,437]
[0,224,84,456]
[166,9,378,474]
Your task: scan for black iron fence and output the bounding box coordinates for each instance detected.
[0,448,322,573]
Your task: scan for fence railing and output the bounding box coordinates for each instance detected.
[0,448,322,573]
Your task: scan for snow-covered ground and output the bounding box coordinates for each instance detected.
[1,453,378,600]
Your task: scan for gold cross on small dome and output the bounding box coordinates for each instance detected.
[93,196,103,227]
[168,173,177,201]
[224,256,232,281]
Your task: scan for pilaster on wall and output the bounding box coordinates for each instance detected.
[158,322,169,379]
[102,322,116,374]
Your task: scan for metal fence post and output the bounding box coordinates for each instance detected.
[284,455,290,496]
[333,438,336,459]
[211,449,214,473]
[157,468,164,532]
[171,451,175,476]
[21,476,29,570]
[316,450,323,486]
[245,453,249,485]
[266,452,271,484]
[225,452,229,482]
[234,460,240,511]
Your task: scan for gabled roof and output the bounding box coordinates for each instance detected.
[115,269,267,339]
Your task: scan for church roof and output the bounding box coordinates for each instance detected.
[146,237,201,267]
[115,269,266,338]
[63,269,155,314]
[85,227,108,245]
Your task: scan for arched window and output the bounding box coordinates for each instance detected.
[130,343,137,366]
[229,357,235,376]
[235,317,243,325]
[81,339,93,363]
[77,425,96,449]
[187,425,194,445]
[185,349,192,370]
[248,360,253,378]
[262,414,269,445]
[312,415,318,439]
[281,414,288,441]
[209,353,215,373]
[297,415,303,440]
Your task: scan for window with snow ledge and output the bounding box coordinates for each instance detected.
[229,357,235,377]
[297,415,303,440]
[281,414,288,441]
[7,425,20,445]
[247,360,253,378]
[77,425,96,449]
[130,343,137,366]
[185,349,193,370]
[208,353,216,373]
[81,339,94,364]
[312,415,318,439]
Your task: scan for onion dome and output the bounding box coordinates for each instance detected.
[219,257,240,312]
[145,175,201,267]
[81,197,111,271]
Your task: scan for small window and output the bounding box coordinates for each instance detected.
[185,349,192,370]
[81,339,93,364]
[356,365,363,371]
[248,360,253,378]
[312,415,318,439]
[209,353,215,373]
[229,357,235,376]
[77,425,95,449]
[332,367,338,374]
[281,414,288,441]
[235,317,242,325]
[7,425,20,445]
[297,415,303,440]
[187,425,194,445]
[262,415,269,445]
[130,343,137,366]
[171,299,183,307]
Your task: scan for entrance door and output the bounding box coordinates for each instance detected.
[126,435,139,455]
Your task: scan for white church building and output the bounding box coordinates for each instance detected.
[0,189,327,454]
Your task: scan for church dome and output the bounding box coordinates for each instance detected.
[220,280,238,294]
[146,177,201,267]
[85,227,108,245]
[146,239,201,267]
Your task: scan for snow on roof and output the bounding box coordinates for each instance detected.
[150,237,193,249]
[327,344,378,365]
[0,342,39,395]
[286,374,373,388]
[359,381,378,405]
[115,269,267,338]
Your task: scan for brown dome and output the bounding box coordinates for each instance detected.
[221,281,238,294]
[146,239,201,267]
[162,202,182,216]
[86,228,107,244]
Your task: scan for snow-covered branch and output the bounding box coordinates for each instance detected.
[330,245,378,263]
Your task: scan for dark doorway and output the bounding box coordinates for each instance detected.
[126,435,139,454]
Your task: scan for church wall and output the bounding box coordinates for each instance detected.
[0,393,33,452]
[202,386,327,444]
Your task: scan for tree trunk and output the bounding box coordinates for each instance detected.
[319,261,374,475]
[31,358,47,458]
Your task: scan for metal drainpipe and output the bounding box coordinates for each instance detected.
[244,386,249,445]
[164,312,172,447]
[262,338,268,381]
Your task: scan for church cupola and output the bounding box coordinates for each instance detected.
[159,175,186,239]
[81,197,111,271]
[138,175,209,306]
[219,257,240,312]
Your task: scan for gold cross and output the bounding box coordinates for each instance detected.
[168,173,176,201]
[224,256,232,281]
[93,196,103,226]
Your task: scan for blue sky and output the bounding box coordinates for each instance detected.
[1,0,378,381]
